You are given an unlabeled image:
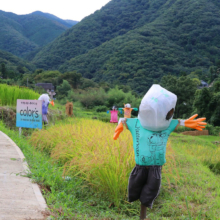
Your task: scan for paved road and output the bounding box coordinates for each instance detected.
[0,131,47,220]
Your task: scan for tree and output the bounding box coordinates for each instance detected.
[7,70,16,79]
[61,71,82,89]
[160,75,198,118]
[16,66,26,74]
[34,70,62,87]
[209,92,220,126]
[211,80,220,93]
[56,80,71,100]
[19,74,35,87]
[193,88,212,122]
[1,63,7,79]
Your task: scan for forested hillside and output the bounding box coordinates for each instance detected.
[32,0,170,69]
[0,10,77,57]
[0,50,35,72]
[31,0,220,93]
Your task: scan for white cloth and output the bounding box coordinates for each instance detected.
[118,118,126,125]
[38,94,50,106]
[179,119,185,126]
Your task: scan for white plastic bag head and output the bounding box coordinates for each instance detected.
[38,94,50,106]
[138,84,177,131]
[124,103,131,108]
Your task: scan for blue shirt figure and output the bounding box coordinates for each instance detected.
[126,118,178,166]
[113,84,206,220]
[38,94,50,125]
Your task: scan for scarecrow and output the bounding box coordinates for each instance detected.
[113,84,206,220]
[38,94,54,126]
[118,103,138,118]
[66,101,74,117]
[107,106,119,123]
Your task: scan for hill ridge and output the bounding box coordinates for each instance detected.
[0,10,77,57]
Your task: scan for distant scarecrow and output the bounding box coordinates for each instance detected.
[38,94,54,126]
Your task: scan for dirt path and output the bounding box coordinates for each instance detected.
[0,131,47,220]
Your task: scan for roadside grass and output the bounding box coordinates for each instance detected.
[1,118,220,219]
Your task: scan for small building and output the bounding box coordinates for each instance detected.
[35,83,56,99]
[35,83,54,91]
[198,80,209,89]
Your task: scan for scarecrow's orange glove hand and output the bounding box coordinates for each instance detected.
[183,114,207,131]
[50,100,54,106]
[113,122,124,140]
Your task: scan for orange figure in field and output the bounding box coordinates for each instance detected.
[118,103,138,118]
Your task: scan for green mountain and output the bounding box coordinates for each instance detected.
[32,0,166,69]
[0,49,35,72]
[32,0,220,93]
[31,11,78,28]
[65,20,78,26]
[0,10,77,57]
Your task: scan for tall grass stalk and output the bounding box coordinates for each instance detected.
[185,196,192,219]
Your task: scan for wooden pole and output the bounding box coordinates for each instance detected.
[140,204,147,220]
[19,127,22,137]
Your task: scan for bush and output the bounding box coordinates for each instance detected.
[205,124,220,136]
[56,80,71,100]
[175,126,192,133]
[95,105,108,112]
[66,88,108,109]
[106,86,141,109]
[98,116,110,123]
[65,86,141,112]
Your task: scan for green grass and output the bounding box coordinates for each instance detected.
[195,135,220,142]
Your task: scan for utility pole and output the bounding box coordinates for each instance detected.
[27,78,28,87]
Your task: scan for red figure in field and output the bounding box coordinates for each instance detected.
[113,84,206,220]
[109,106,118,123]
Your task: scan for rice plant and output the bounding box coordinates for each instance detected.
[0,84,39,106]
[30,118,179,207]
[171,134,220,174]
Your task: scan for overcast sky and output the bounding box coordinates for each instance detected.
[0,0,111,21]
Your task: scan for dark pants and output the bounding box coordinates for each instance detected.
[128,165,162,208]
